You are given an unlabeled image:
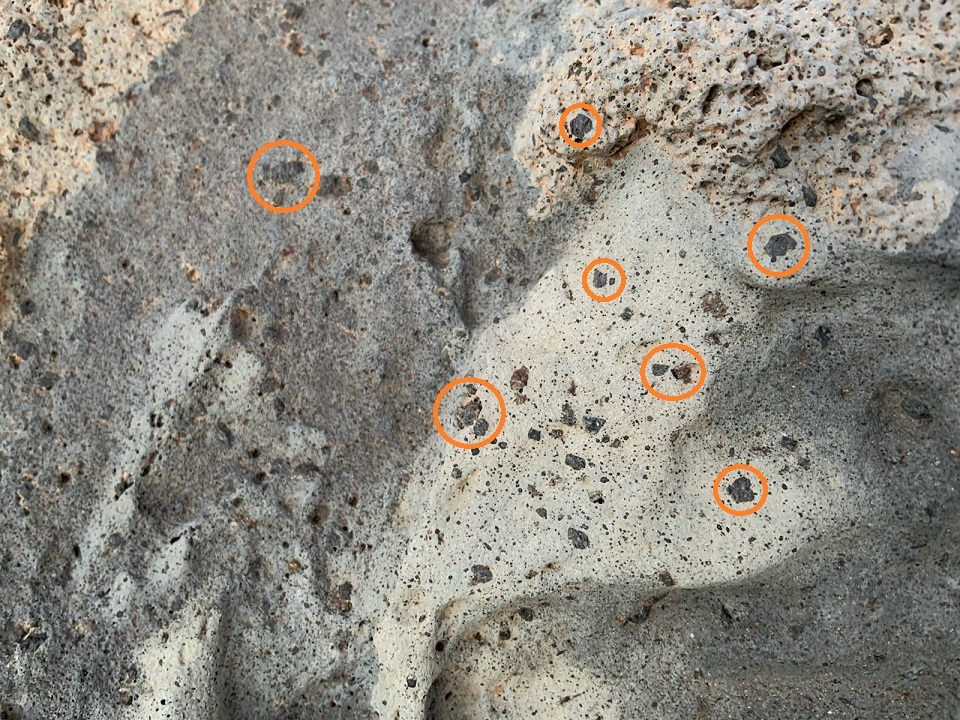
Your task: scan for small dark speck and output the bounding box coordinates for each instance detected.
[565,454,586,470]
[780,436,798,451]
[535,508,547,518]
[652,363,669,377]
[771,145,791,169]
[406,677,417,688]
[934,125,952,133]
[471,564,493,583]
[801,184,818,208]
[592,268,607,288]
[561,402,576,426]
[519,607,534,621]
[730,154,750,167]
[658,570,675,586]
[568,527,590,549]
[620,307,634,321]
[528,428,542,441]
[814,325,832,348]
[452,467,462,479]
[68,39,86,63]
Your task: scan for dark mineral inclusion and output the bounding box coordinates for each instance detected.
[727,475,757,504]
[569,112,594,139]
[765,232,797,262]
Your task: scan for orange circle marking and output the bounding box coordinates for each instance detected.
[639,342,707,402]
[713,463,769,517]
[746,213,811,278]
[433,376,507,450]
[246,139,321,214]
[558,102,603,149]
[582,257,626,302]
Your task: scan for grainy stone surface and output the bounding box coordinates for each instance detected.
[1,2,958,720]
[0,0,203,283]
[516,0,960,254]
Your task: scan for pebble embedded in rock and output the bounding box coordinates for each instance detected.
[569,112,594,140]
[470,565,493,584]
[456,396,482,429]
[568,527,590,549]
[765,232,797,262]
[7,19,30,40]
[565,454,586,470]
[771,145,791,168]
[727,475,757,504]
[671,363,694,384]
[510,366,529,392]
[18,117,42,143]
[583,416,606,434]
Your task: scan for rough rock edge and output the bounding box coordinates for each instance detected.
[0,0,203,310]
[515,0,959,254]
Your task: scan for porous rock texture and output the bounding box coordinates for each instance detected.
[516,0,960,255]
[1,1,958,719]
[1,0,202,295]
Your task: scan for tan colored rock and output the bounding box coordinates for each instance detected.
[0,0,202,298]
[516,0,959,252]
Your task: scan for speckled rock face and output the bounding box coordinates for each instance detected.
[1,1,958,720]
[515,0,960,255]
[372,143,959,718]
[0,0,202,282]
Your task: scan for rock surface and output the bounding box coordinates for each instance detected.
[1,1,958,719]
